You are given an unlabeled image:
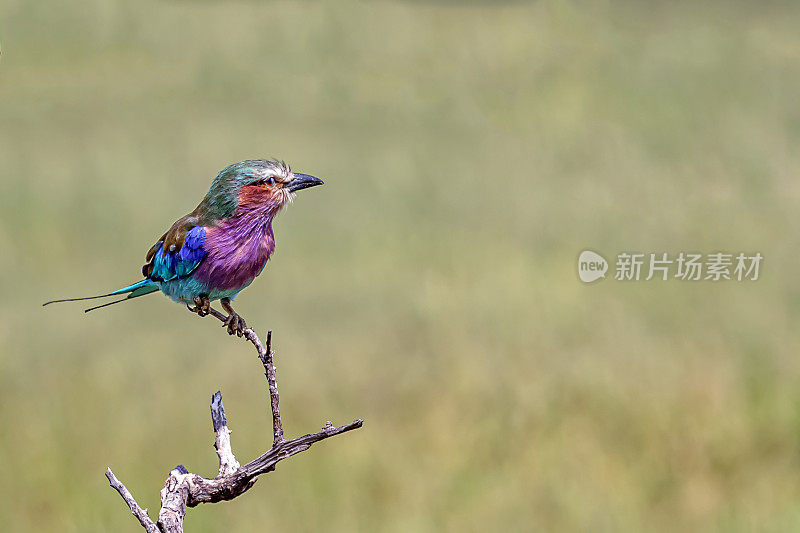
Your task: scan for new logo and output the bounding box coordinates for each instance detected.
[578,250,608,283]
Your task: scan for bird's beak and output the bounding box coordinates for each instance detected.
[287,173,324,192]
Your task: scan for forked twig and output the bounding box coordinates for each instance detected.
[106,307,363,532]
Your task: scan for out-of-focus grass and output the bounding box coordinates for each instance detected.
[2,0,800,530]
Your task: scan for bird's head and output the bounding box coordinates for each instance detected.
[203,159,324,220]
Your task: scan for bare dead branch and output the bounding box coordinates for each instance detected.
[260,330,284,444]
[158,466,190,532]
[105,468,160,533]
[211,391,240,476]
[106,308,363,532]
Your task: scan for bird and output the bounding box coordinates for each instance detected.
[44,159,323,336]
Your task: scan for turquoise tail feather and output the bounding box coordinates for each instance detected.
[43,279,160,312]
[108,279,154,296]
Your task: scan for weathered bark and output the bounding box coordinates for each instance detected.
[106,311,363,532]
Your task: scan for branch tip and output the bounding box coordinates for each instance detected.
[105,467,160,533]
[210,391,228,432]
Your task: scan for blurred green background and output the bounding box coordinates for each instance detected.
[2,0,800,531]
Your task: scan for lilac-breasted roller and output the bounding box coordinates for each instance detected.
[44,159,323,336]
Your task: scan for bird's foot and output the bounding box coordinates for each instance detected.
[223,312,247,337]
[187,295,211,317]
[221,298,247,337]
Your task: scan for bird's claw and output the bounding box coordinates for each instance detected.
[223,312,247,337]
[188,295,211,317]
[220,297,247,337]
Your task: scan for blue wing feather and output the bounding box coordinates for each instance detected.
[149,226,206,282]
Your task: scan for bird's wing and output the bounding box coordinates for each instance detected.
[142,216,207,282]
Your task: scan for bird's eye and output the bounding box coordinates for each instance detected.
[254,177,276,188]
